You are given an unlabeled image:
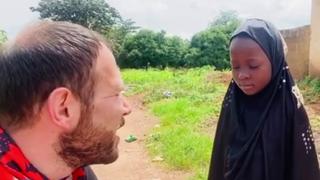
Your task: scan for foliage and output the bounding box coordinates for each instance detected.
[105,19,139,58]
[118,30,189,69]
[297,76,320,104]
[118,29,163,68]
[161,36,189,68]
[209,10,241,36]
[188,11,241,70]
[31,0,122,33]
[188,29,229,69]
[118,11,240,70]
[0,29,7,45]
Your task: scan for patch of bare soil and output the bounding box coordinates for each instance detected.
[91,95,191,180]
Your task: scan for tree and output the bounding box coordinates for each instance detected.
[210,10,241,38]
[0,30,7,45]
[118,29,164,68]
[188,11,241,70]
[162,36,189,67]
[189,29,229,69]
[31,0,122,33]
[105,19,139,58]
[118,29,189,69]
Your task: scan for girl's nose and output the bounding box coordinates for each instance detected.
[238,70,249,80]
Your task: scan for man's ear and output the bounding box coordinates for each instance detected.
[46,87,81,131]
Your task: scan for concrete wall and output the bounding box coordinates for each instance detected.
[309,0,320,77]
[281,26,310,80]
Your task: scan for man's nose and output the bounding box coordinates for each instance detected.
[123,98,132,116]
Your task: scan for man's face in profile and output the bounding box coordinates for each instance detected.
[58,44,131,168]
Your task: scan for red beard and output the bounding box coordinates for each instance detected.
[57,114,120,168]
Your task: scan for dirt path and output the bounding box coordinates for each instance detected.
[91,96,191,180]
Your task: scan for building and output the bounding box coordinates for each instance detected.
[281,0,319,79]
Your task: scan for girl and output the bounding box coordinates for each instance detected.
[208,19,320,180]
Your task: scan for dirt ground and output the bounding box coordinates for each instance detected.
[91,96,320,179]
[91,96,191,180]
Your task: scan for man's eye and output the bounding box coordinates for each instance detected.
[113,91,125,97]
[104,93,120,99]
[119,91,126,96]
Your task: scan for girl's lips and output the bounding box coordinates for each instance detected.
[240,84,254,90]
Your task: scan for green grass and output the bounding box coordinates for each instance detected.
[122,68,320,179]
[122,68,173,95]
[297,76,320,104]
[297,76,320,132]
[122,67,228,179]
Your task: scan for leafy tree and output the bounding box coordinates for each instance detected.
[162,36,189,67]
[210,10,241,38]
[118,29,189,69]
[189,29,229,69]
[105,19,139,58]
[0,30,7,45]
[31,0,122,33]
[118,29,164,68]
[184,47,201,67]
[188,11,241,70]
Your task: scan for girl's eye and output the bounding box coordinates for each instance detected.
[249,65,259,69]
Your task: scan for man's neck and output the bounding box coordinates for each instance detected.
[7,124,73,179]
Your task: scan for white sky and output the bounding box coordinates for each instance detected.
[0,0,312,39]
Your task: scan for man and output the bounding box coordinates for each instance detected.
[0,21,131,179]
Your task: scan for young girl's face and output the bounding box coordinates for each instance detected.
[230,37,272,95]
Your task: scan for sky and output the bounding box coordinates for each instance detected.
[0,0,312,39]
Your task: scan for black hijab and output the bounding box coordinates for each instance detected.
[208,19,320,180]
